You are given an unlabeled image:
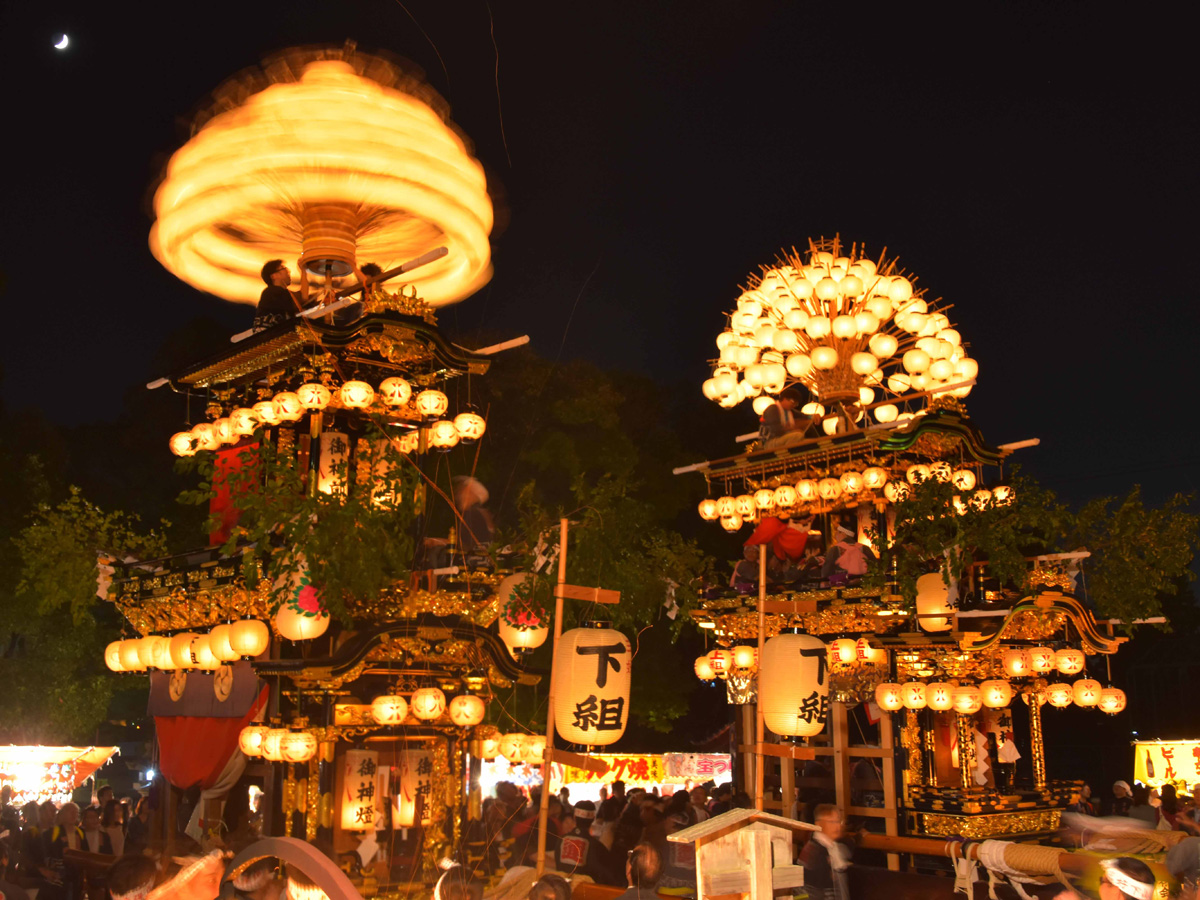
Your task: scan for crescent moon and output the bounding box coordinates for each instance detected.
[54,34,69,49]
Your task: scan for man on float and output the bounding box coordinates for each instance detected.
[254,259,312,330]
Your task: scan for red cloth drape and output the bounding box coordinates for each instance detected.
[209,441,260,546]
[743,516,814,561]
[155,686,268,789]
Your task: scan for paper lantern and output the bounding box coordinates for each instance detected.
[811,346,838,370]
[261,728,288,762]
[415,389,449,418]
[239,724,269,758]
[952,685,983,715]
[875,683,903,712]
[839,471,864,495]
[830,639,857,665]
[118,640,144,672]
[190,634,220,671]
[715,496,736,517]
[280,731,318,763]
[773,484,798,508]
[252,400,282,426]
[339,380,375,409]
[868,333,898,359]
[145,635,172,670]
[229,618,270,658]
[454,411,487,442]
[341,750,380,831]
[992,484,1015,505]
[104,641,125,672]
[523,735,547,765]
[817,478,842,501]
[831,315,857,340]
[213,418,236,445]
[1046,683,1074,707]
[191,423,221,452]
[1028,646,1056,673]
[316,430,350,495]
[1002,648,1031,678]
[273,562,331,640]
[1072,678,1101,707]
[980,679,1013,708]
[476,731,501,760]
[498,614,549,656]
[927,682,955,711]
[707,648,732,679]
[411,687,447,721]
[951,469,977,491]
[883,481,909,503]
[371,694,409,726]
[553,624,632,745]
[754,488,776,510]
[720,514,743,532]
[374,377,412,407]
[209,624,238,663]
[393,749,433,827]
[1055,648,1085,675]
[855,638,884,664]
[697,498,719,521]
[297,383,332,410]
[273,392,304,422]
[796,480,819,502]
[169,632,200,669]
[498,733,524,762]
[915,573,953,632]
[862,467,889,490]
[901,682,927,709]
[760,632,830,736]
[732,645,757,669]
[694,656,717,680]
[735,495,756,517]
[449,694,486,727]
[906,464,930,484]
[169,431,196,457]
[1098,687,1127,715]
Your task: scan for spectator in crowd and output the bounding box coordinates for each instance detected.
[94,786,114,810]
[556,800,622,886]
[616,842,662,900]
[0,840,31,900]
[709,785,733,816]
[1068,783,1097,817]
[44,802,83,897]
[800,805,856,900]
[125,796,152,856]
[80,806,113,855]
[1161,784,1183,830]
[612,801,645,862]
[100,799,125,856]
[0,787,19,843]
[689,787,710,822]
[1111,781,1133,817]
[107,854,160,900]
[1128,785,1159,827]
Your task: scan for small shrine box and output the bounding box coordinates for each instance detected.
[667,808,817,900]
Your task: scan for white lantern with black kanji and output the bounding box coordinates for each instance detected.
[393,749,432,828]
[553,623,632,746]
[341,749,380,832]
[759,630,829,737]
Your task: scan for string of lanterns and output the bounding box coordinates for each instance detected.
[703,243,978,420]
[169,378,486,457]
[104,618,271,673]
[695,638,884,682]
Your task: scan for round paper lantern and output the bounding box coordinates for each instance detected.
[524,735,547,765]
[297,383,332,410]
[118,640,144,672]
[694,656,717,681]
[707,648,733,679]
[862,467,889,491]
[951,469,977,491]
[209,624,238,663]
[915,573,953,632]
[830,639,857,665]
[952,684,983,715]
[145,635,173,670]
[411,687,447,721]
[760,632,830,736]
[454,411,487,442]
[104,641,125,672]
[1028,646,1056,674]
[252,400,282,426]
[337,380,374,409]
[715,496,737,517]
[1072,678,1101,707]
[720,514,743,532]
[261,728,288,763]
[839,471,864,495]
[732,645,757,669]
[773,484,798,508]
[810,347,838,370]
[1055,648,1085,675]
[735,495,756,517]
[498,733,525,763]
[697,498,719,521]
[1002,648,1031,678]
[239,725,269,758]
[275,603,331,642]
[817,478,842,501]
[169,632,200,670]
[213,418,236,445]
[553,624,632,746]
[273,392,304,422]
[449,694,486,727]
[229,618,270,658]
[980,679,1013,708]
[926,682,955,711]
[906,464,930,484]
[415,389,449,418]
[190,423,220,452]
[378,377,413,406]
[884,481,909,503]
[273,563,330,641]
[875,683,903,712]
[855,638,884,665]
[1098,687,1127,715]
[190,634,220,671]
[869,333,898,359]
[1046,683,1074,707]
[901,682,927,710]
[371,695,409,725]
[169,431,196,457]
[498,611,549,657]
[476,731,501,760]
[992,485,1015,505]
[796,480,819,502]
[754,488,775,510]
[280,731,318,763]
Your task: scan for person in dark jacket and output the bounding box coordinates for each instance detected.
[614,842,662,900]
[556,801,622,886]
[799,805,855,900]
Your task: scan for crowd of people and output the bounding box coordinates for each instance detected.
[1067,780,1200,836]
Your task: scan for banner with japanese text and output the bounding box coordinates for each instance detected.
[1133,741,1200,788]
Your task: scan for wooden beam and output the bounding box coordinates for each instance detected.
[759,599,818,615]
[879,707,900,871]
[542,749,610,775]
[757,742,817,761]
[554,584,620,604]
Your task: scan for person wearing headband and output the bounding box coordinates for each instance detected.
[821,523,875,585]
[1099,858,1156,900]
[107,854,159,900]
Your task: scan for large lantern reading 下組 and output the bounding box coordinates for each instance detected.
[927,682,955,711]
[448,694,486,727]
[874,683,903,712]
[901,682,927,709]
[760,632,830,736]
[1055,648,1085,675]
[393,750,432,827]
[553,624,632,746]
[980,679,1013,708]
[1099,687,1127,715]
[1073,678,1102,707]
[1046,683,1074,708]
[411,687,447,721]
[953,685,983,715]
[371,695,409,726]
[341,750,381,832]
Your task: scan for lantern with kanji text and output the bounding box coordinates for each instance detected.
[553,623,632,746]
[760,630,830,736]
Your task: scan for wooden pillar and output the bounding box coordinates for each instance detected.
[831,702,851,814]
[741,703,757,797]
[754,544,767,812]
[879,709,899,871]
[535,518,569,876]
[780,749,796,819]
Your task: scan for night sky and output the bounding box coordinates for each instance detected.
[1,2,1195,508]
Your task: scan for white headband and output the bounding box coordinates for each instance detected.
[1101,860,1154,900]
[837,525,854,537]
[111,879,155,900]
[572,808,595,820]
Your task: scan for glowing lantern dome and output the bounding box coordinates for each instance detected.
[261,729,288,763]
[239,725,270,758]
[339,381,375,409]
[1046,683,1074,708]
[475,729,501,760]
[553,624,632,745]
[875,683,903,712]
[229,618,270,658]
[252,400,282,426]
[952,684,983,715]
[280,731,318,763]
[208,624,238,663]
[980,679,1013,708]
[829,639,857,665]
[273,392,304,422]
[707,648,733,679]
[1002,648,1031,678]
[411,687,447,721]
[118,640,144,672]
[150,54,493,306]
[169,431,196,457]
[379,377,413,406]
[732,645,758,669]
[498,733,524,763]
[297,383,332,410]
[901,682,927,710]
[926,682,955,711]
[454,410,487,443]
[1072,678,1102,707]
[698,498,719,521]
[415,389,449,418]
[523,735,547,765]
[1098,687,1127,715]
[449,694,486,727]
[1055,648,1086,675]
[1028,646,1057,674]
[694,656,716,681]
[371,695,409,726]
[169,633,200,670]
[104,641,125,673]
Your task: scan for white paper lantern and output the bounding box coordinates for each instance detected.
[341,750,380,831]
[952,684,982,715]
[498,733,525,762]
[1072,678,1102,707]
[371,694,409,725]
[280,731,318,763]
[980,679,1013,708]
[169,632,200,670]
[411,687,447,721]
[273,392,304,422]
[1046,683,1074,708]
[694,656,716,681]
[297,383,332,410]
[1056,648,1085,675]
[239,724,269,758]
[553,624,632,745]
[449,694,486,727]
[926,682,955,711]
[1002,648,1031,678]
[105,641,125,672]
[1028,646,1057,673]
[875,683,903,712]
[915,573,953,632]
[379,377,413,406]
[415,389,449,418]
[901,682,928,709]
[1098,687,1126,715]
[229,618,270,658]
[760,631,829,736]
[273,559,331,641]
[339,380,375,409]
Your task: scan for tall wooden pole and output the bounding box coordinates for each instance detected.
[755,543,767,811]
[535,518,570,876]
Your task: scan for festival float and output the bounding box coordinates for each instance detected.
[674,237,1183,898]
[100,45,580,895]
